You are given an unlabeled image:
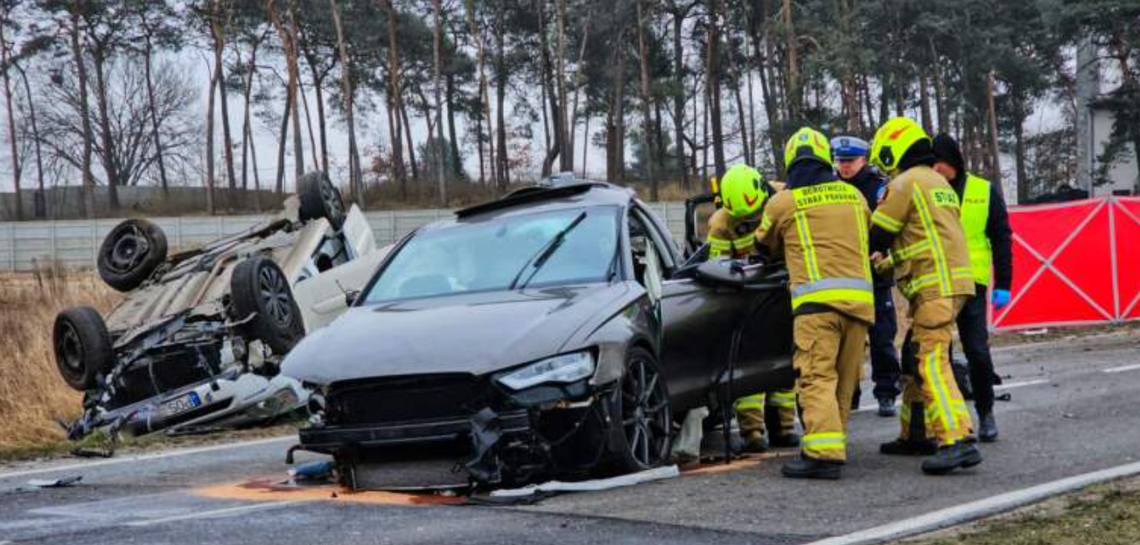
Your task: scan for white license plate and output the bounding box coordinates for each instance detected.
[161,391,202,417]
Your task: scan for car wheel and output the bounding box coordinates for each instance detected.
[53,307,114,391]
[610,346,672,473]
[230,256,305,356]
[299,171,346,230]
[97,218,168,292]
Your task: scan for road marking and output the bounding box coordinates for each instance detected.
[803,459,1140,545]
[1103,363,1140,374]
[0,435,296,481]
[125,500,305,527]
[995,379,1049,390]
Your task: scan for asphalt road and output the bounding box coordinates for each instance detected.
[2,332,1138,545]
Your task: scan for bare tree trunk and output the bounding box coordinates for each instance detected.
[299,31,331,174]
[274,88,290,194]
[568,10,591,175]
[91,51,120,211]
[985,70,1003,188]
[464,0,494,185]
[297,75,320,169]
[379,0,406,194]
[555,0,571,172]
[446,70,461,179]
[399,96,419,182]
[330,0,361,203]
[15,65,44,217]
[432,0,447,205]
[68,7,95,218]
[918,69,933,135]
[582,111,590,175]
[781,0,800,122]
[210,10,237,209]
[670,3,689,187]
[706,0,726,179]
[0,19,21,220]
[725,42,750,167]
[206,52,220,214]
[748,0,784,177]
[637,0,657,199]
[538,2,561,177]
[266,0,304,183]
[494,4,509,188]
[240,35,262,192]
[143,36,170,197]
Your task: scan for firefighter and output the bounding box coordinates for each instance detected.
[832,135,901,417]
[868,117,982,475]
[707,164,799,452]
[754,127,874,480]
[932,133,1012,442]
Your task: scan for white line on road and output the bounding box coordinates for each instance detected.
[804,459,1140,545]
[1103,363,1140,374]
[125,500,306,527]
[995,379,1049,390]
[0,435,296,481]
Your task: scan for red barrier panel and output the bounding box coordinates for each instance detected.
[993,197,1140,330]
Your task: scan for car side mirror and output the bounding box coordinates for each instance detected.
[344,289,360,307]
[695,259,784,290]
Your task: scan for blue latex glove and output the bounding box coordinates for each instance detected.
[991,289,1011,309]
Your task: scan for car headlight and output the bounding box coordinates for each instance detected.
[497,351,596,391]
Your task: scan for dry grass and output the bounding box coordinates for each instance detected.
[0,265,118,453]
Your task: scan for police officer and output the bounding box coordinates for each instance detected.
[932,133,1012,442]
[868,117,981,475]
[707,164,799,452]
[832,136,901,417]
[755,127,875,480]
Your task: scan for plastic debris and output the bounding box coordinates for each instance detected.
[490,465,680,498]
[289,460,334,482]
[28,476,83,488]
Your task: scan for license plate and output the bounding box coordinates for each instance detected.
[161,391,202,417]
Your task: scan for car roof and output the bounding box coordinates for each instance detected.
[419,182,636,232]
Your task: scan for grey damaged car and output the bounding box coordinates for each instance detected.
[54,173,389,440]
[283,180,795,490]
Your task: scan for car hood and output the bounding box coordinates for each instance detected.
[282,282,633,385]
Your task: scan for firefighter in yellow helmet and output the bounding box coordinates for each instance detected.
[754,127,874,479]
[706,164,799,452]
[868,117,982,475]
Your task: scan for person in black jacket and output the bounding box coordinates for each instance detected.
[832,135,900,417]
[931,134,1013,442]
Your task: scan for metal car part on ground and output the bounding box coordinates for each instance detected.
[53,172,389,441]
[282,179,795,491]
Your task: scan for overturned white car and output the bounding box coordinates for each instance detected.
[54,172,388,440]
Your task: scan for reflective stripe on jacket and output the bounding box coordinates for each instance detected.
[870,166,975,303]
[707,208,758,258]
[756,181,875,324]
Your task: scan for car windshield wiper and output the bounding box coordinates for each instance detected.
[509,211,588,291]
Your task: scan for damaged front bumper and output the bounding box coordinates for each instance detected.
[295,375,618,490]
[69,371,308,440]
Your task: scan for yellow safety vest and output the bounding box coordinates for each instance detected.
[959,174,992,286]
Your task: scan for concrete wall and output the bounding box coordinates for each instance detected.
[0,186,287,221]
[0,202,690,271]
[1092,107,1140,197]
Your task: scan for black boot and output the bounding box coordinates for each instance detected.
[768,433,801,449]
[876,397,897,417]
[921,442,983,475]
[880,438,938,456]
[978,412,998,443]
[851,386,862,410]
[782,455,842,480]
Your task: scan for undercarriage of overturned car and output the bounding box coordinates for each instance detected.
[283,179,795,491]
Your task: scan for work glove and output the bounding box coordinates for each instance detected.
[991,289,1011,309]
[871,251,894,275]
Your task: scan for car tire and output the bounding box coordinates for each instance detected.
[298,171,346,230]
[53,307,114,391]
[608,346,672,474]
[230,256,306,356]
[97,218,168,292]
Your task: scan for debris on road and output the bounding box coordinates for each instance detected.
[28,476,82,488]
[289,460,334,483]
[489,465,680,499]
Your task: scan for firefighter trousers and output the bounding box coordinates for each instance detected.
[898,296,975,447]
[792,311,867,462]
[735,389,797,438]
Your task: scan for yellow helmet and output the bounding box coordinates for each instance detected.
[870,117,930,173]
[719,164,766,218]
[784,127,833,170]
